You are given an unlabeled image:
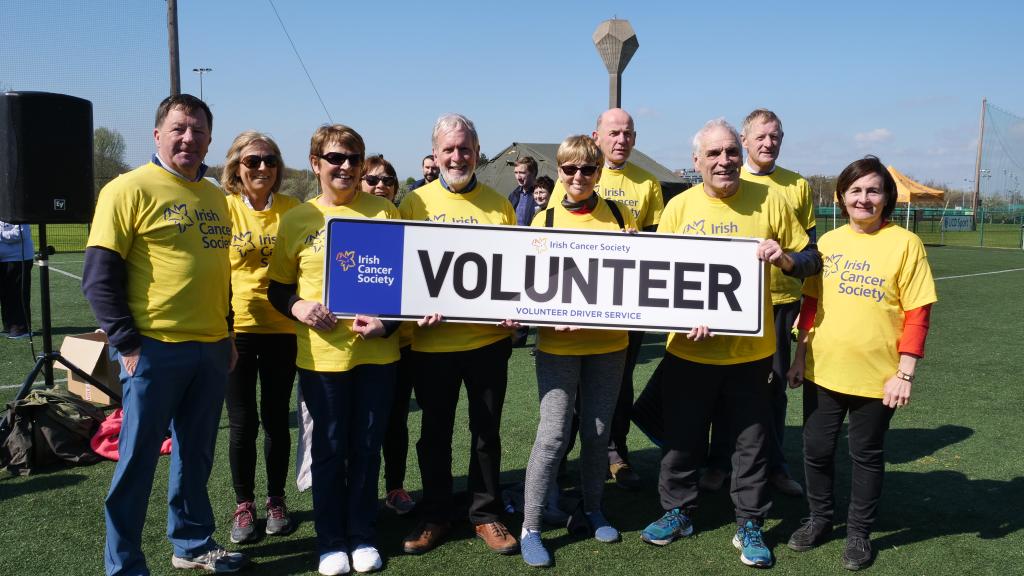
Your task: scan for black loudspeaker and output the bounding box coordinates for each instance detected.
[0,91,94,224]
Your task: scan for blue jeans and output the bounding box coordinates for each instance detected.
[104,336,231,576]
[298,363,396,552]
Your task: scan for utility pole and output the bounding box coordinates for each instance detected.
[168,0,180,95]
[972,97,987,222]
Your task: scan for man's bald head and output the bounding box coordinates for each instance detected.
[592,108,636,167]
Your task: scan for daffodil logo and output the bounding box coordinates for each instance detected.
[232,231,256,257]
[532,237,548,254]
[164,203,194,233]
[336,250,356,271]
[681,219,706,235]
[823,254,843,278]
[305,229,325,253]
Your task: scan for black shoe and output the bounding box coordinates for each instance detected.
[610,462,642,491]
[842,535,874,571]
[787,516,832,552]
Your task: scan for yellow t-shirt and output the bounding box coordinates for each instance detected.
[267,193,401,371]
[399,179,517,353]
[803,223,937,398]
[657,181,808,365]
[550,162,664,229]
[529,198,636,355]
[87,162,231,342]
[227,193,300,334]
[741,165,817,305]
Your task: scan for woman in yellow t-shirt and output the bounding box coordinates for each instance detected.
[519,136,637,568]
[266,125,401,575]
[786,156,936,570]
[221,131,300,544]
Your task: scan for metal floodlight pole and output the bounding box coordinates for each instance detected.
[593,19,639,109]
[168,0,180,95]
[193,67,213,100]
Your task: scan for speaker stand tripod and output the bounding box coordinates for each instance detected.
[9,223,121,405]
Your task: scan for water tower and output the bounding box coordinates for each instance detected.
[593,19,638,109]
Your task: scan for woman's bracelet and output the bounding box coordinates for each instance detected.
[895,370,915,382]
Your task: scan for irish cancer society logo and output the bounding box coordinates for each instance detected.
[232,231,257,257]
[823,253,843,278]
[164,203,194,233]
[532,237,548,254]
[336,250,356,271]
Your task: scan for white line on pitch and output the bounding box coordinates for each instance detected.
[0,378,69,390]
[935,267,1024,281]
[47,266,83,281]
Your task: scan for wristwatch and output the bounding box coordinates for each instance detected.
[895,370,914,382]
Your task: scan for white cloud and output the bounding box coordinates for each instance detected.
[854,128,892,143]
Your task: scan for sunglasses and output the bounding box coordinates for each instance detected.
[560,164,599,177]
[363,175,396,187]
[240,154,279,169]
[319,152,362,166]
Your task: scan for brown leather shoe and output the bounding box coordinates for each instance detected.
[474,521,519,554]
[403,522,450,555]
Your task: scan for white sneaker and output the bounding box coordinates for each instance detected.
[351,545,382,573]
[318,550,350,575]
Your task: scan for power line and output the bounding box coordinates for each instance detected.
[267,0,332,123]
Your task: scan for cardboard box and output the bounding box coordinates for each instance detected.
[59,331,122,406]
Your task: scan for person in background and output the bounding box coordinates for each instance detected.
[509,156,538,226]
[267,124,403,575]
[531,175,554,212]
[221,131,300,544]
[786,155,936,571]
[408,154,439,192]
[0,220,34,339]
[360,154,418,516]
[83,94,247,574]
[518,135,637,567]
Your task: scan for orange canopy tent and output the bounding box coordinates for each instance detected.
[887,165,945,203]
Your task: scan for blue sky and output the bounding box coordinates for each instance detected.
[2,0,1021,189]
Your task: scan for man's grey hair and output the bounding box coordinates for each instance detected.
[432,113,479,150]
[692,118,741,156]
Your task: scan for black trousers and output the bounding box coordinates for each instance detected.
[383,345,416,491]
[414,338,511,525]
[659,353,773,524]
[608,330,644,465]
[0,259,31,331]
[225,332,297,503]
[802,380,894,538]
[706,301,801,475]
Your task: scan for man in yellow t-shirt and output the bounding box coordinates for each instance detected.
[549,108,665,489]
[640,119,819,569]
[703,109,820,497]
[399,113,520,557]
[82,95,246,574]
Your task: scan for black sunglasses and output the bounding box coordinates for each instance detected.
[560,164,599,177]
[363,175,396,187]
[319,152,362,166]
[240,154,279,169]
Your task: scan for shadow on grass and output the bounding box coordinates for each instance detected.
[0,471,89,500]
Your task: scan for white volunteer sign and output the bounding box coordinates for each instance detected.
[325,219,765,335]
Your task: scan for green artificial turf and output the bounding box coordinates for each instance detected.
[1,246,1022,575]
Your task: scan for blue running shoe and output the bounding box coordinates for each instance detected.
[585,511,620,543]
[732,520,773,568]
[640,508,693,546]
[520,530,552,568]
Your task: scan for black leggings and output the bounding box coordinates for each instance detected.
[382,346,416,491]
[225,332,298,503]
[802,380,895,538]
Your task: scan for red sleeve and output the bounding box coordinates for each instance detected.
[797,296,818,331]
[897,304,932,358]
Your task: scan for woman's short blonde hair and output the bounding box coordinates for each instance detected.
[556,134,603,167]
[222,130,284,195]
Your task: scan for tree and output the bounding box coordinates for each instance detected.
[94,127,130,195]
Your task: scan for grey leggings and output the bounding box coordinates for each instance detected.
[523,350,625,532]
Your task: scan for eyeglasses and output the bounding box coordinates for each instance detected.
[363,174,396,187]
[559,164,599,177]
[319,152,362,166]
[240,154,279,169]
